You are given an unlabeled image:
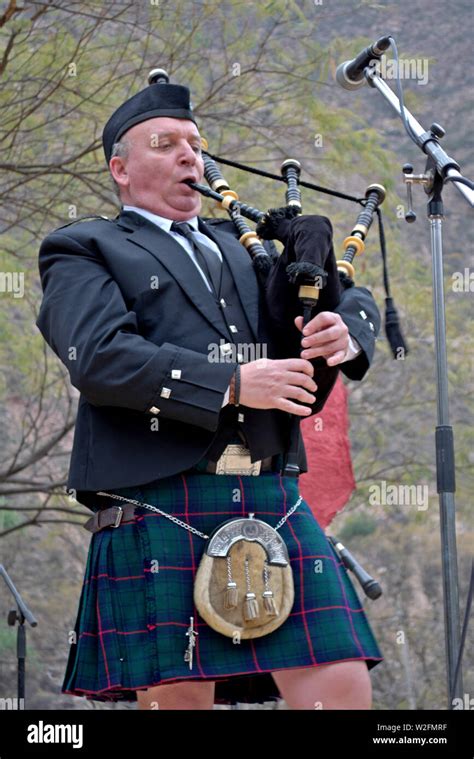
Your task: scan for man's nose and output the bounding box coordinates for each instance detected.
[177,141,197,164]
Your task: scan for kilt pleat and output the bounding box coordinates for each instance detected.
[62,471,383,702]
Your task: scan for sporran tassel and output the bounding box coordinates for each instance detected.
[262,590,278,616]
[262,561,278,616]
[243,592,260,621]
[243,556,260,621]
[224,556,239,609]
[224,583,239,609]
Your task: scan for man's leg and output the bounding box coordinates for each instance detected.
[272,661,372,710]
[136,680,215,710]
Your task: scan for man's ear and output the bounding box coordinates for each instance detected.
[109,156,129,189]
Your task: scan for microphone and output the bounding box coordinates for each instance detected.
[336,35,392,91]
[328,537,383,600]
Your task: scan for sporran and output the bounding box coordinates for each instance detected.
[194,512,295,639]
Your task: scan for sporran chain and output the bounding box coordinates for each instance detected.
[96,491,302,539]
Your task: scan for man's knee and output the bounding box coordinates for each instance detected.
[272,661,372,710]
[136,680,215,710]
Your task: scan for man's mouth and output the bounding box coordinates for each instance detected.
[179,177,198,187]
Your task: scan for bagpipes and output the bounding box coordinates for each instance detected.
[187,167,384,600]
[147,68,402,601]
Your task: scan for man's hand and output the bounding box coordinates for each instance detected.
[239,358,317,416]
[294,311,350,366]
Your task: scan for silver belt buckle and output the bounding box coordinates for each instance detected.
[215,444,262,476]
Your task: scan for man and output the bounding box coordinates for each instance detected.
[36,79,382,710]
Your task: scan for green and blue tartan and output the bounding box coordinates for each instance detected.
[62,470,383,702]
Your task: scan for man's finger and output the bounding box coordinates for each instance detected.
[281,358,315,376]
[294,315,304,332]
[301,339,348,360]
[302,311,337,335]
[326,350,347,366]
[277,398,313,416]
[301,324,342,348]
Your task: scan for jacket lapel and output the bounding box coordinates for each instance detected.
[117,211,230,341]
[116,211,260,342]
[198,219,260,341]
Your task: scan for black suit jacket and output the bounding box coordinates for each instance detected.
[35,210,380,505]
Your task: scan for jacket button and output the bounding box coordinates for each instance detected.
[149,406,160,414]
[171,369,182,379]
[160,387,171,398]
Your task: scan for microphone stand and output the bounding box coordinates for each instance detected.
[0,564,38,709]
[362,64,473,707]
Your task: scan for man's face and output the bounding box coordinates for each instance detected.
[109,117,204,220]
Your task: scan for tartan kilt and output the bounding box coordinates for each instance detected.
[62,470,383,702]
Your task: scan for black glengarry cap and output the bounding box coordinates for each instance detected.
[102,83,197,163]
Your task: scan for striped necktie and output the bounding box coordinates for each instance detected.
[171,221,222,296]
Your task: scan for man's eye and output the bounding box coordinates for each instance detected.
[191,145,202,154]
